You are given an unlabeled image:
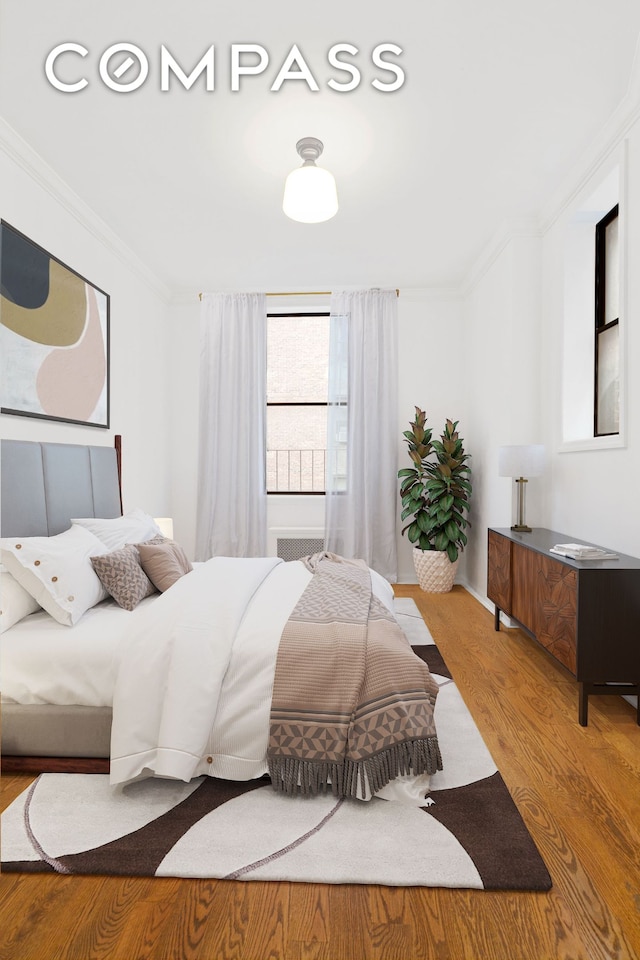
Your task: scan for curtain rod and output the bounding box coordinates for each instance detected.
[198,289,399,300]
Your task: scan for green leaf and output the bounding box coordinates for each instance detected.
[425,480,446,495]
[445,520,459,541]
[407,522,421,544]
[435,531,448,551]
[446,542,459,563]
[417,512,430,533]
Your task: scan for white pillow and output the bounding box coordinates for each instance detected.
[0,565,42,632]
[0,526,110,626]
[71,508,163,551]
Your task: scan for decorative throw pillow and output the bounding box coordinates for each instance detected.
[0,565,42,632]
[71,508,163,552]
[90,544,157,611]
[136,540,193,592]
[0,526,110,626]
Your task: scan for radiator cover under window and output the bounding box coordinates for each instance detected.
[276,537,325,562]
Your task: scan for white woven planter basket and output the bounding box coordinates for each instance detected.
[413,547,459,593]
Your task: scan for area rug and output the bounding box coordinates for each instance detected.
[1,600,552,890]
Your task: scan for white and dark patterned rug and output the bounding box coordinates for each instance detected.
[1,600,552,890]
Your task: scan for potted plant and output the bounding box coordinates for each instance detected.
[398,407,472,592]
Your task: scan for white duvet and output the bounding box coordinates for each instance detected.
[110,556,399,789]
[4,556,429,802]
[1,595,157,707]
[110,557,305,784]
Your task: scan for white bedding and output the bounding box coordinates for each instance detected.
[3,557,430,802]
[110,557,304,784]
[2,560,395,710]
[1,593,158,707]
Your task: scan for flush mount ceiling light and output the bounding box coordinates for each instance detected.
[282,137,339,223]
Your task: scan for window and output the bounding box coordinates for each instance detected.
[561,159,624,450]
[594,204,620,436]
[266,312,330,493]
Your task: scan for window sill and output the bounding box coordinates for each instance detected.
[558,434,626,453]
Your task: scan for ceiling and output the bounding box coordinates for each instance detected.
[1,1,639,295]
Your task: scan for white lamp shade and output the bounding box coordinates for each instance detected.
[498,444,546,478]
[154,517,174,539]
[283,165,339,223]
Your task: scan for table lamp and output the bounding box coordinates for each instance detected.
[154,518,174,540]
[498,445,545,532]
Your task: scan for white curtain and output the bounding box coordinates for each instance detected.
[196,292,267,559]
[325,289,398,581]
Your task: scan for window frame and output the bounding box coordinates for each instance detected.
[593,203,620,438]
[559,149,626,455]
[266,310,330,495]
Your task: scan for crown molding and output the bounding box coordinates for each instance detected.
[461,216,542,297]
[461,37,640,297]
[0,117,172,303]
[539,36,640,234]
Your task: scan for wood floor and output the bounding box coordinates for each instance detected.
[1,584,639,960]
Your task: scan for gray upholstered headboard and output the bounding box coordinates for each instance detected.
[0,439,122,538]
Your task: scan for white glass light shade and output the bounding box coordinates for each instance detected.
[283,164,338,223]
[498,444,546,478]
[154,517,174,539]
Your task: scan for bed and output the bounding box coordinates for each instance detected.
[1,437,442,801]
[1,438,124,771]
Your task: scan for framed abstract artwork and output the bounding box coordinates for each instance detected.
[0,221,110,428]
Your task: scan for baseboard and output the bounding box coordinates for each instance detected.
[456,577,519,627]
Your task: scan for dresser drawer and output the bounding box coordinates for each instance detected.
[487,530,511,612]
[534,553,577,675]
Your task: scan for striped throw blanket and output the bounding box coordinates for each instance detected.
[267,553,442,799]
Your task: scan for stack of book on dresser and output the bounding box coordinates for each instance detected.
[549,542,618,560]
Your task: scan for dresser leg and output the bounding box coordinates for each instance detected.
[494,606,501,631]
[578,683,588,726]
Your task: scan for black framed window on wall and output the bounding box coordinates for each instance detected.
[594,204,620,437]
[266,312,330,493]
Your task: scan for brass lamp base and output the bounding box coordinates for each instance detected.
[513,477,532,531]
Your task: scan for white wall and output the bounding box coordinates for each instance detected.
[460,229,544,603]
[0,123,173,518]
[166,295,200,554]
[457,79,640,628]
[541,130,640,558]
[395,291,465,582]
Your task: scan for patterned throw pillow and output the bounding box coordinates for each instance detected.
[90,544,156,611]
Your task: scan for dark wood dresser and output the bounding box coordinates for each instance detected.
[487,527,640,725]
